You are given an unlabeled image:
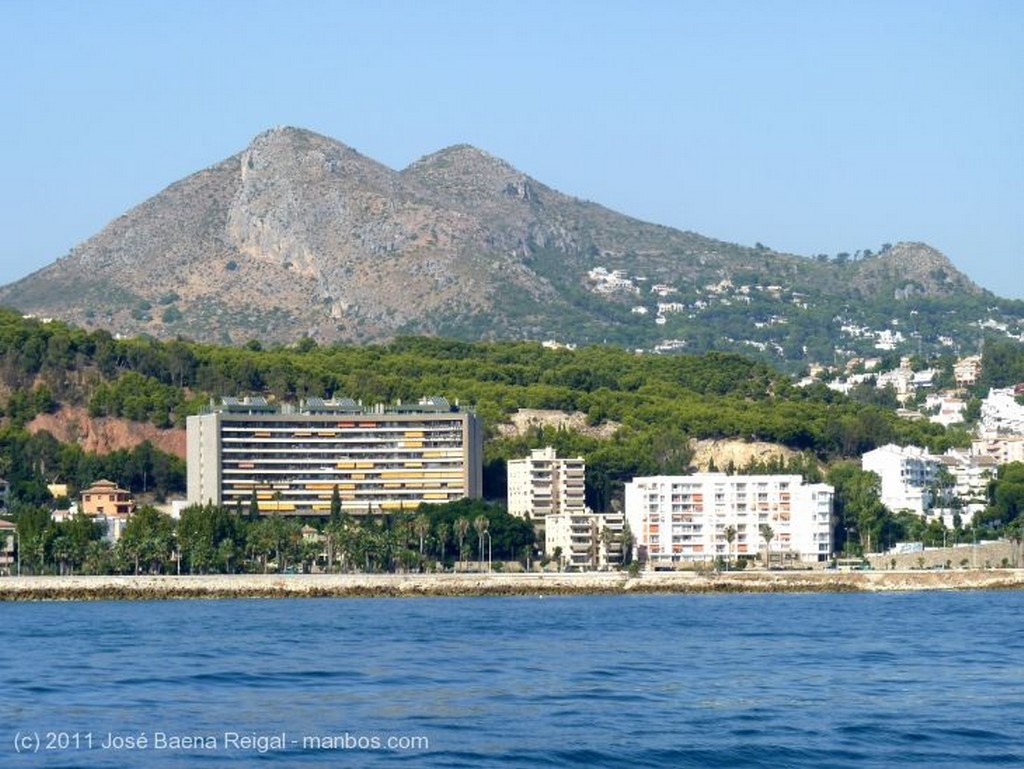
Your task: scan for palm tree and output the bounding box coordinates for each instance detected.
[759,523,774,568]
[723,525,736,571]
[455,517,470,565]
[600,526,617,569]
[435,521,450,566]
[1008,520,1024,568]
[620,521,635,567]
[473,515,489,571]
[413,515,431,556]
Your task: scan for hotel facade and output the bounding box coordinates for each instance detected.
[624,473,834,566]
[187,396,482,515]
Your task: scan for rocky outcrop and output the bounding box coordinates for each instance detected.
[26,405,185,458]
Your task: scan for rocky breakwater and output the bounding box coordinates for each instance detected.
[3,569,1024,601]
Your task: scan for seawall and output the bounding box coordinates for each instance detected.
[2,569,1024,601]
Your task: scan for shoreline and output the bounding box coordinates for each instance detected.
[3,569,1024,601]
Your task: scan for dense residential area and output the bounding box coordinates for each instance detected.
[2,309,1024,576]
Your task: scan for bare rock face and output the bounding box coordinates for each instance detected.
[27,406,185,457]
[0,126,983,348]
[848,242,980,299]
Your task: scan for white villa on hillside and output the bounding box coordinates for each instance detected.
[861,444,940,515]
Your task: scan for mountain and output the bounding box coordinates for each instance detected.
[0,126,1010,363]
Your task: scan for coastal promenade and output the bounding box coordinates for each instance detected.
[2,568,1024,600]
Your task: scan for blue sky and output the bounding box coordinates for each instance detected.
[2,0,1021,297]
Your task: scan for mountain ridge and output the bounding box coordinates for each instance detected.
[0,126,994,358]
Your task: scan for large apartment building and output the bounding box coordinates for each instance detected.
[624,473,834,566]
[506,447,586,522]
[187,396,482,515]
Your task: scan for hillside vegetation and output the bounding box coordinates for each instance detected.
[0,309,970,511]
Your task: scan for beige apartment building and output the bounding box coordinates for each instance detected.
[506,447,586,524]
[187,396,482,515]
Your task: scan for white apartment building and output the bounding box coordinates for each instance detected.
[861,444,940,515]
[507,447,586,522]
[545,511,624,570]
[624,474,834,566]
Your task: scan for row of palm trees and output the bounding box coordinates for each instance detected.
[9,500,518,576]
[321,513,495,573]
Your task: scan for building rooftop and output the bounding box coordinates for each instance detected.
[206,395,466,416]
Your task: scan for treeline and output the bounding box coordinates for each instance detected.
[10,499,536,577]
[1,308,967,446]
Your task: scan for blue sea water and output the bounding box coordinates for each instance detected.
[2,591,1023,768]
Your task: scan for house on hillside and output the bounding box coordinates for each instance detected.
[953,355,982,388]
[862,444,940,515]
[80,479,136,517]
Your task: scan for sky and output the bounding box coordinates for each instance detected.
[2,0,1021,297]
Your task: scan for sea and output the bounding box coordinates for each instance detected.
[2,590,1023,768]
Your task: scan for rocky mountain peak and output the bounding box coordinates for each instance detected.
[851,241,981,299]
[0,126,994,357]
[402,144,542,211]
